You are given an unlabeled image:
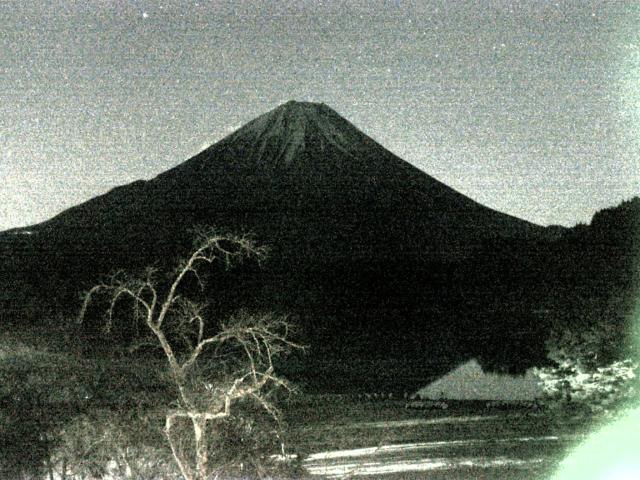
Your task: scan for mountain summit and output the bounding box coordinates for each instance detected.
[220,101,355,166]
[170,99,408,180]
[211,100,379,167]
[2,101,558,391]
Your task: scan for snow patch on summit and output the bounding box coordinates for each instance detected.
[268,103,309,165]
[226,101,359,166]
[313,110,357,157]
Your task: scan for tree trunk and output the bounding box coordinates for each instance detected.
[193,416,209,480]
[45,456,54,480]
[165,415,195,480]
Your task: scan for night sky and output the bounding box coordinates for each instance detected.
[1,0,639,230]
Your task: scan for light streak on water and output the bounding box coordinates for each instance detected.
[306,456,546,478]
[303,435,569,478]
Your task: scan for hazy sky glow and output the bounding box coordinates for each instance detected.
[1,0,639,230]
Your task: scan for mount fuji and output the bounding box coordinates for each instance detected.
[2,101,566,391]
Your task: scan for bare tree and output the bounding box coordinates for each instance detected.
[79,230,303,480]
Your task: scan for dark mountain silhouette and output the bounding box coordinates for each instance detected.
[1,101,635,392]
[17,101,546,250]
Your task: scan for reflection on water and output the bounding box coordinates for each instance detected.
[303,432,578,478]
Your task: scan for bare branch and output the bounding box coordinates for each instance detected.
[127,335,162,354]
[180,334,220,374]
[250,391,281,423]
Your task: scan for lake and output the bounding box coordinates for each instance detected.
[284,397,587,479]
